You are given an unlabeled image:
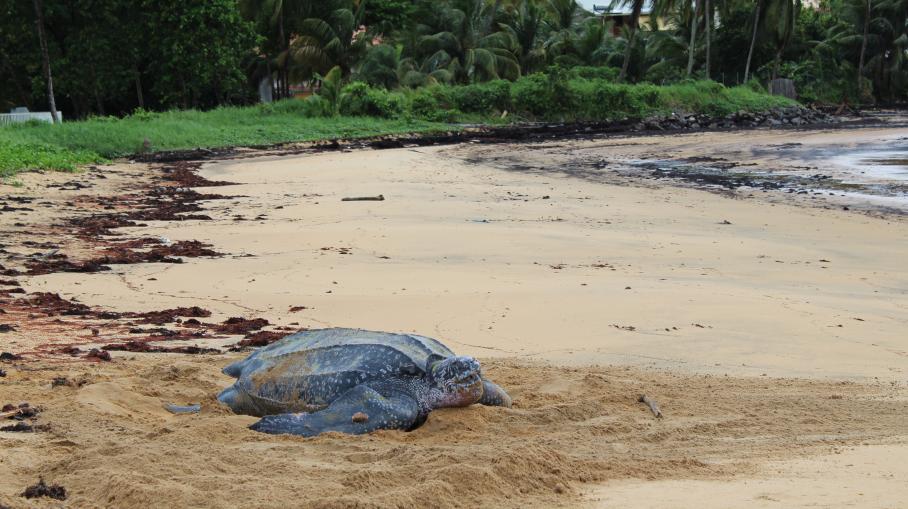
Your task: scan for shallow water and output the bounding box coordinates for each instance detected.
[630,141,908,214]
[832,148,908,183]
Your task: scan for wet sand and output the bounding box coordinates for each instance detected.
[1,123,907,507]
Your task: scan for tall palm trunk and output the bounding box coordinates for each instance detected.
[134,67,145,109]
[618,1,645,82]
[277,8,288,99]
[705,0,711,80]
[32,0,59,123]
[743,0,762,83]
[857,0,871,93]
[686,0,700,76]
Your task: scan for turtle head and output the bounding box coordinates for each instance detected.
[426,355,484,408]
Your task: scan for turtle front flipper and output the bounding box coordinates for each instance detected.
[249,384,420,437]
[479,379,512,408]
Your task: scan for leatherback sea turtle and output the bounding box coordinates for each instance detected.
[218,328,512,436]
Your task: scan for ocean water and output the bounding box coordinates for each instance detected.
[631,142,908,213]
[831,148,908,183]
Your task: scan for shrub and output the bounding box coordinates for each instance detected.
[339,82,406,118]
[270,98,315,115]
[511,74,552,118]
[446,80,512,113]
[406,92,458,121]
[745,79,766,93]
[569,66,619,81]
[511,70,578,119]
[129,108,158,121]
[300,96,335,117]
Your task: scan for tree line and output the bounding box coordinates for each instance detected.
[1,0,905,120]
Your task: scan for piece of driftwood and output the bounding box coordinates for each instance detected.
[164,403,201,415]
[342,195,384,202]
[0,409,21,419]
[638,394,663,418]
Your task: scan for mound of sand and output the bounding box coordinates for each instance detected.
[1,355,905,508]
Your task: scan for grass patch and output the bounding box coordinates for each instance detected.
[0,138,104,179]
[0,107,449,177]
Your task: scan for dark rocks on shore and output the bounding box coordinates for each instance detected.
[633,106,833,132]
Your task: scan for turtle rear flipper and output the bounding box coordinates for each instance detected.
[222,359,246,378]
[217,386,239,407]
[249,384,419,437]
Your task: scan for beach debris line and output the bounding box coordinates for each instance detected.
[22,478,67,501]
[86,348,112,362]
[52,376,89,388]
[1,402,48,432]
[341,195,384,201]
[102,342,219,355]
[216,317,269,335]
[638,395,663,418]
[1,421,50,432]
[227,330,299,351]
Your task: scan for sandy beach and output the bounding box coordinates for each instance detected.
[1,123,907,507]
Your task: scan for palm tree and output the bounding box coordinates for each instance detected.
[413,0,520,83]
[866,0,907,101]
[239,0,309,100]
[613,0,647,81]
[290,2,369,79]
[543,0,590,65]
[547,0,583,32]
[743,0,763,83]
[31,0,58,123]
[704,0,711,79]
[572,18,616,65]
[317,65,344,114]
[857,0,871,91]
[764,0,796,79]
[357,44,401,89]
[643,7,691,81]
[502,0,547,74]
[686,0,699,76]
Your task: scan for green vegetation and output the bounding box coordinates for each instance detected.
[1,0,894,177]
[364,75,794,121]
[3,0,904,119]
[0,75,793,177]
[0,138,101,178]
[0,105,447,177]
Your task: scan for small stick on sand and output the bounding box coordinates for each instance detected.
[0,409,21,419]
[638,395,663,418]
[342,195,384,202]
